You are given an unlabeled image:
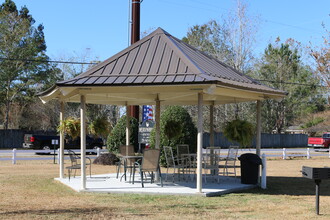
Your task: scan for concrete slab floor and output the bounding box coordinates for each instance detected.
[55,173,256,197]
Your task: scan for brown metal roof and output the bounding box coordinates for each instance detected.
[54,27,285,96]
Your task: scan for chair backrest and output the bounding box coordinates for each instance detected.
[119,145,135,164]
[224,146,239,167]
[68,150,78,165]
[163,146,175,168]
[177,144,189,158]
[205,146,221,155]
[141,149,160,171]
[227,146,239,160]
[203,148,220,168]
[119,145,135,156]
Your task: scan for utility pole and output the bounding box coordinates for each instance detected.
[131,0,140,45]
[129,0,141,120]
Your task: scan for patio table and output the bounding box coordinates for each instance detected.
[182,152,222,181]
[119,155,143,183]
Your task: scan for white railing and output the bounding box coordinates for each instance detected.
[0,148,109,164]
[279,148,330,160]
[233,148,330,160]
[2,148,330,165]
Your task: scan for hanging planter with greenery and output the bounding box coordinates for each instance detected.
[57,117,81,140]
[88,116,112,144]
[223,119,254,148]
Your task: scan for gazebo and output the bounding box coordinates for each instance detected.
[39,28,286,193]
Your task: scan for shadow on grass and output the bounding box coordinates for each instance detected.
[0,207,151,218]
[0,207,106,216]
[245,176,330,196]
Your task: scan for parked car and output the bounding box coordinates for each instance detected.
[308,132,330,149]
[22,134,103,150]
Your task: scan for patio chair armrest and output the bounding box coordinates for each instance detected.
[134,160,141,166]
[133,161,142,171]
[175,157,191,166]
[174,156,184,161]
[135,157,142,164]
[86,157,92,164]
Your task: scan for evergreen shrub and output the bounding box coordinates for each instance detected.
[150,106,197,165]
[107,115,138,153]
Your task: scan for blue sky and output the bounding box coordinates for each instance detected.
[9,0,330,62]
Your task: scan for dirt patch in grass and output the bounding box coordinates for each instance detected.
[1,158,330,219]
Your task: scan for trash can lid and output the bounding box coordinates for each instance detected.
[238,153,262,165]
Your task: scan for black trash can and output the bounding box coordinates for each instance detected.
[238,153,262,184]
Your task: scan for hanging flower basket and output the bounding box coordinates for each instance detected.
[57,117,81,140]
[223,119,254,148]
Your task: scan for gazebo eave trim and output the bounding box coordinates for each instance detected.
[54,80,287,97]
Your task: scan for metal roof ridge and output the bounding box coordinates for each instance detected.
[57,28,167,84]
[161,32,205,76]
[165,33,270,86]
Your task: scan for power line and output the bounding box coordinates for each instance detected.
[265,19,322,34]
[158,0,322,35]
[0,57,99,65]
[0,57,325,87]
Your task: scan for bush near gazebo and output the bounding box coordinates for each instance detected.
[150,106,197,165]
[107,115,139,153]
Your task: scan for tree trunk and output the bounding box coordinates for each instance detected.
[4,83,10,130]
[4,100,10,130]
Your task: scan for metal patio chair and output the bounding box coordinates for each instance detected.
[219,146,239,178]
[163,146,189,182]
[65,149,91,180]
[202,147,221,183]
[116,145,138,182]
[177,144,195,180]
[133,149,163,188]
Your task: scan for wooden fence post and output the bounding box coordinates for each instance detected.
[12,148,16,164]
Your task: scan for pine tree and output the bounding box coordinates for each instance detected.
[0,0,60,129]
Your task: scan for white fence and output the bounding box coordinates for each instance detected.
[1,148,329,165]
[0,148,108,164]
[237,148,330,159]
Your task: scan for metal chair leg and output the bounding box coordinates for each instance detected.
[140,171,144,188]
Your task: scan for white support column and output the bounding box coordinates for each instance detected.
[197,92,203,193]
[210,103,214,147]
[155,96,161,182]
[126,104,131,146]
[80,95,86,190]
[59,101,65,179]
[57,149,60,164]
[256,100,262,156]
[155,96,161,149]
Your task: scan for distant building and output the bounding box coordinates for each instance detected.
[284,126,305,134]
